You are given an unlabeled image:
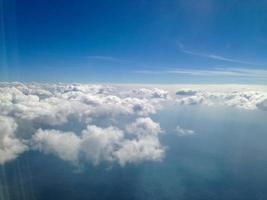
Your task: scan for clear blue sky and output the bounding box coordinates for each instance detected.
[1,0,267,84]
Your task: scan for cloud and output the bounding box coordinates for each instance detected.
[126,117,162,137]
[32,129,81,163]
[175,89,267,111]
[1,82,266,166]
[179,44,264,66]
[31,118,164,167]
[175,126,195,136]
[134,68,267,79]
[256,99,267,111]
[115,135,164,166]
[0,83,169,165]
[115,118,164,166]
[80,125,124,165]
[0,116,28,164]
[0,83,169,127]
[176,89,198,96]
[86,56,128,63]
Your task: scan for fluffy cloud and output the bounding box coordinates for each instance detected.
[115,118,164,166]
[0,115,28,164]
[126,117,162,137]
[80,125,124,165]
[31,118,164,166]
[0,83,169,165]
[32,129,81,163]
[175,89,267,111]
[0,83,169,123]
[1,82,266,166]
[115,136,164,166]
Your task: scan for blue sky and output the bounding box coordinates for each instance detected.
[1,0,267,83]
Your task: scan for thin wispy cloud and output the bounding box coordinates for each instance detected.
[86,55,129,63]
[178,43,263,66]
[134,68,267,79]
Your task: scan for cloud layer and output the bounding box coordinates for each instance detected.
[0,82,266,166]
[0,83,169,165]
[175,88,267,111]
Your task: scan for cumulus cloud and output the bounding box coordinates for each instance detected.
[0,116,28,164]
[0,83,169,165]
[115,136,164,166]
[175,89,267,111]
[80,125,124,165]
[0,83,169,128]
[32,129,81,163]
[116,117,164,166]
[1,82,266,166]
[126,117,162,137]
[31,118,164,166]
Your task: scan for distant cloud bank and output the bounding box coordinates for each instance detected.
[175,88,267,110]
[0,83,266,166]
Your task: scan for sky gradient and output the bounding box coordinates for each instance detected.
[1,0,267,83]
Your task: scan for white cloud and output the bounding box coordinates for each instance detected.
[1,82,267,167]
[179,44,264,66]
[0,115,28,164]
[0,83,170,126]
[80,125,124,165]
[86,56,127,63]
[115,136,164,166]
[126,117,162,137]
[31,118,165,166]
[134,68,267,79]
[0,83,170,164]
[115,117,164,166]
[0,82,170,165]
[32,129,81,163]
[175,89,267,111]
[175,126,195,136]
